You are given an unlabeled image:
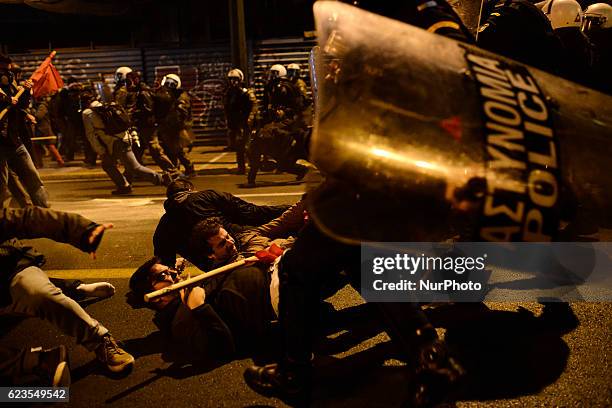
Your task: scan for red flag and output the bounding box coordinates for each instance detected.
[30,51,64,99]
[255,243,285,264]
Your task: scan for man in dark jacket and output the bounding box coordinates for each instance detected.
[0,54,49,208]
[132,201,308,365]
[0,206,135,378]
[130,255,273,366]
[50,77,97,166]
[153,179,289,270]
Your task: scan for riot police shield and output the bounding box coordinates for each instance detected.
[308,1,612,244]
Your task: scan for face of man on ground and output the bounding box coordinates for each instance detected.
[206,227,237,264]
[148,263,180,309]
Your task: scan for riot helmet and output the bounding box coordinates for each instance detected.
[115,66,133,85]
[125,71,141,89]
[161,73,181,89]
[269,64,287,81]
[583,3,612,32]
[287,63,301,81]
[227,68,244,87]
[543,0,583,29]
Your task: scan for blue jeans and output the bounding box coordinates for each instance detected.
[101,140,161,188]
[0,143,49,207]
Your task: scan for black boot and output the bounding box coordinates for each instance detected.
[404,339,465,408]
[243,362,311,405]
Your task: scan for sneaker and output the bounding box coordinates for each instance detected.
[37,345,71,387]
[95,334,135,373]
[111,185,133,195]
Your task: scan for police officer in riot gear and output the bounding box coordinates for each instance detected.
[287,63,311,109]
[113,68,180,175]
[244,3,472,406]
[262,64,287,122]
[223,68,258,174]
[154,74,196,177]
[583,3,612,94]
[246,65,308,186]
[477,0,566,74]
[114,66,132,89]
[542,0,596,86]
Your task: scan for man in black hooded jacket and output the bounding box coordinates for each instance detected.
[153,179,288,270]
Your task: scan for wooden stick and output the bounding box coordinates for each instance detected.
[0,87,25,122]
[143,256,259,303]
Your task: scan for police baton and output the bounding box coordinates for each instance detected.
[143,255,259,303]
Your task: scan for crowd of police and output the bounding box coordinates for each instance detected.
[1,54,315,203]
[477,0,611,93]
[224,62,311,187]
[0,61,197,202]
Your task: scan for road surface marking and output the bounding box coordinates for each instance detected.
[201,152,228,168]
[47,267,203,279]
[236,192,304,198]
[53,192,304,207]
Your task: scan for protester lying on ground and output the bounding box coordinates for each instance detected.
[0,207,135,385]
[153,179,290,269]
[131,201,314,365]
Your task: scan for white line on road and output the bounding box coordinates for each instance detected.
[201,151,228,168]
[235,192,304,198]
[45,178,107,184]
[51,192,304,207]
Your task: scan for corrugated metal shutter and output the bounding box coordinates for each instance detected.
[142,45,232,145]
[10,39,318,145]
[250,38,317,101]
[11,45,232,145]
[10,48,143,84]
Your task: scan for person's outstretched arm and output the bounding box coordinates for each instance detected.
[0,207,112,256]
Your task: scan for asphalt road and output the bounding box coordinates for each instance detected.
[1,148,611,407]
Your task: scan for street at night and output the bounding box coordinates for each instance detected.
[2,0,612,406]
[0,147,609,407]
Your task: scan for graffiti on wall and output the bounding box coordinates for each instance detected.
[150,54,232,133]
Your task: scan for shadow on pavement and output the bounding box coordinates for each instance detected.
[100,298,578,406]
[308,301,578,406]
[428,301,577,401]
